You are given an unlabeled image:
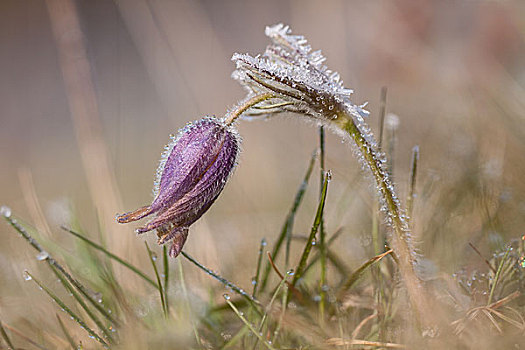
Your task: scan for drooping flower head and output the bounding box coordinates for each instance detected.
[116,117,240,258]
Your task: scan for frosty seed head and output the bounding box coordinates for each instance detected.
[231,24,369,124]
[116,117,240,258]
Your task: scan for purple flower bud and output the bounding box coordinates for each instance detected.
[116,117,240,258]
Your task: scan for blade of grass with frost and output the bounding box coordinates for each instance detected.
[253,270,292,350]
[145,242,168,317]
[56,314,77,350]
[406,145,419,221]
[337,249,393,299]
[163,245,170,315]
[50,264,114,343]
[289,171,330,300]
[259,149,317,293]
[252,238,266,298]
[1,211,117,325]
[181,251,262,315]
[25,271,108,348]
[61,226,158,289]
[318,126,327,321]
[0,320,14,350]
[223,295,277,350]
[177,259,202,349]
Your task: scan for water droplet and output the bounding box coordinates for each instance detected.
[36,251,49,261]
[223,294,231,300]
[94,292,103,303]
[23,270,32,281]
[151,252,158,261]
[0,206,11,218]
[251,278,257,285]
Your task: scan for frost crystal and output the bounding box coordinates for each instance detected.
[232,24,369,125]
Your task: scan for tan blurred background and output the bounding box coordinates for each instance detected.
[2,0,525,333]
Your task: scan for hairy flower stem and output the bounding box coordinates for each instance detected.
[333,109,429,327]
[224,93,275,125]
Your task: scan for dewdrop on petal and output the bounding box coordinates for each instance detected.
[116,116,240,258]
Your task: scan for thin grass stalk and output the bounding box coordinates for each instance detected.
[26,271,109,348]
[337,250,393,299]
[259,149,317,293]
[253,271,291,350]
[372,88,388,337]
[252,238,266,298]
[318,126,327,322]
[145,242,167,316]
[0,321,14,350]
[271,284,288,344]
[61,226,158,289]
[406,145,419,221]
[288,171,330,303]
[302,229,346,276]
[2,214,117,325]
[177,259,202,348]
[378,87,388,150]
[181,251,262,314]
[162,245,170,315]
[50,264,114,343]
[487,247,511,305]
[223,295,277,350]
[56,314,77,350]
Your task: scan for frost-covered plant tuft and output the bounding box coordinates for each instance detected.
[231,24,430,324]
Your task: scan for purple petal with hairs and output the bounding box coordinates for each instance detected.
[116,116,240,258]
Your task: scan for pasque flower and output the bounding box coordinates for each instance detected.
[116,117,240,258]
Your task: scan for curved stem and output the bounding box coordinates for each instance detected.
[224,93,275,125]
[334,110,429,327]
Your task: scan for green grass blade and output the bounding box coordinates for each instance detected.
[56,314,77,350]
[406,145,419,221]
[163,245,170,315]
[223,295,277,350]
[253,270,292,350]
[181,251,262,314]
[50,265,114,343]
[252,238,266,298]
[61,226,158,289]
[301,228,347,276]
[378,86,388,149]
[145,242,167,316]
[337,249,393,300]
[318,126,327,321]
[259,149,317,293]
[487,247,511,305]
[290,171,330,293]
[0,320,14,350]
[2,213,118,326]
[26,271,108,348]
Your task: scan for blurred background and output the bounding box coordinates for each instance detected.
[1,0,525,346]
